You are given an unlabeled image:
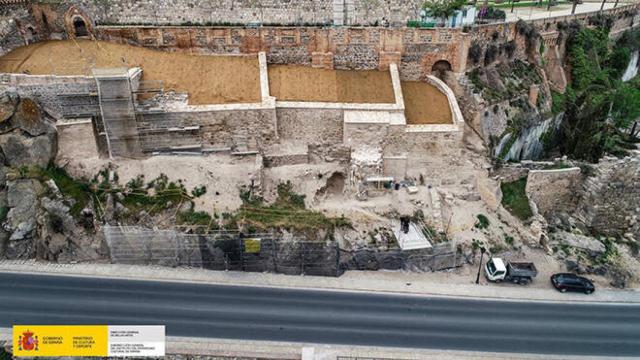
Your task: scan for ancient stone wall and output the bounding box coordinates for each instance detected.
[0,3,36,56]
[34,0,334,28]
[93,25,466,77]
[136,107,277,152]
[575,156,640,239]
[345,0,422,26]
[525,167,581,217]
[2,74,97,118]
[276,107,344,144]
[404,128,468,186]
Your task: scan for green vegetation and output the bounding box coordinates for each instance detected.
[422,0,466,24]
[231,181,351,236]
[504,234,515,246]
[407,20,436,28]
[13,166,206,220]
[475,214,490,230]
[0,347,11,360]
[469,60,542,102]
[550,25,640,161]
[500,178,533,221]
[598,238,620,265]
[16,165,92,217]
[491,0,568,9]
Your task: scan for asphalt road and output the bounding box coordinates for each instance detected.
[1,273,639,356]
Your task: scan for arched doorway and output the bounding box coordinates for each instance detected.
[431,60,452,80]
[73,17,88,37]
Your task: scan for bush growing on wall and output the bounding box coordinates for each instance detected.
[468,42,483,64]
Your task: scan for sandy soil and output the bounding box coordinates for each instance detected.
[402,80,452,124]
[268,65,395,103]
[57,154,260,213]
[0,40,261,105]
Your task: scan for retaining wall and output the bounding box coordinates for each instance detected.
[525,167,582,217]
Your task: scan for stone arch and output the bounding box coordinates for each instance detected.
[73,17,88,37]
[25,26,36,43]
[431,59,452,73]
[64,6,93,38]
[431,59,453,81]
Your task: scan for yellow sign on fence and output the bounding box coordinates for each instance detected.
[13,325,164,357]
[244,238,261,253]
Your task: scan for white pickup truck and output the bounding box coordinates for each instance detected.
[485,257,538,285]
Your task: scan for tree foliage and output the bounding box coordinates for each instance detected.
[549,26,640,162]
[422,0,466,22]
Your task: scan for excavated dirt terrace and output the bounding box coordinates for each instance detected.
[0,40,261,105]
[402,81,452,125]
[268,65,395,103]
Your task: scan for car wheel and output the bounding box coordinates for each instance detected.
[585,289,593,294]
[560,287,567,293]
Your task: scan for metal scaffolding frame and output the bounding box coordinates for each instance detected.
[93,68,141,158]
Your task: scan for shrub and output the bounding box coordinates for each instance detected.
[475,214,490,230]
[484,44,498,65]
[468,42,483,64]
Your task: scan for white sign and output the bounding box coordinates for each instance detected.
[107,326,165,357]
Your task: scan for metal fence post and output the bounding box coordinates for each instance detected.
[239,236,244,272]
[272,238,278,274]
[335,242,340,277]
[300,242,305,276]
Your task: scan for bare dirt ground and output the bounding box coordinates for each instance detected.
[402,80,452,124]
[57,154,260,213]
[0,39,261,105]
[268,65,395,103]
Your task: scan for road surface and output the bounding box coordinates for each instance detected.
[1,272,639,356]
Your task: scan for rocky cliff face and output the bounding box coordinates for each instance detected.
[0,88,107,261]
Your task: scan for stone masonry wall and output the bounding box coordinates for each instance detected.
[93,26,467,77]
[575,156,640,240]
[276,107,344,144]
[6,2,634,81]
[34,0,334,27]
[136,107,277,152]
[525,167,582,217]
[2,74,97,117]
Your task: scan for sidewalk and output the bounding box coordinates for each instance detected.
[0,329,630,359]
[505,1,625,22]
[1,260,638,303]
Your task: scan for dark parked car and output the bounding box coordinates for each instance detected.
[551,273,595,294]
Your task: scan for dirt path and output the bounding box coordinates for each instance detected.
[0,40,261,105]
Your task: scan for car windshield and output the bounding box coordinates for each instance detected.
[487,261,496,274]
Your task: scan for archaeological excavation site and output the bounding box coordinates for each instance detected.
[0,0,639,289]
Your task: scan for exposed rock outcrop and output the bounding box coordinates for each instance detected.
[0,88,107,262]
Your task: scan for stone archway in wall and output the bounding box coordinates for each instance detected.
[431,60,453,81]
[64,7,93,39]
[73,17,88,37]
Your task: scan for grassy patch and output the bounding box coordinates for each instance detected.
[17,165,93,217]
[232,181,350,235]
[501,178,533,221]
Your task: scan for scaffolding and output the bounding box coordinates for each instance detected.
[93,68,141,158]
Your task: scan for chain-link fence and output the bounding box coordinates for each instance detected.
[104,226,460,277]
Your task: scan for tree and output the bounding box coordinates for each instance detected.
[422,0,466,25]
